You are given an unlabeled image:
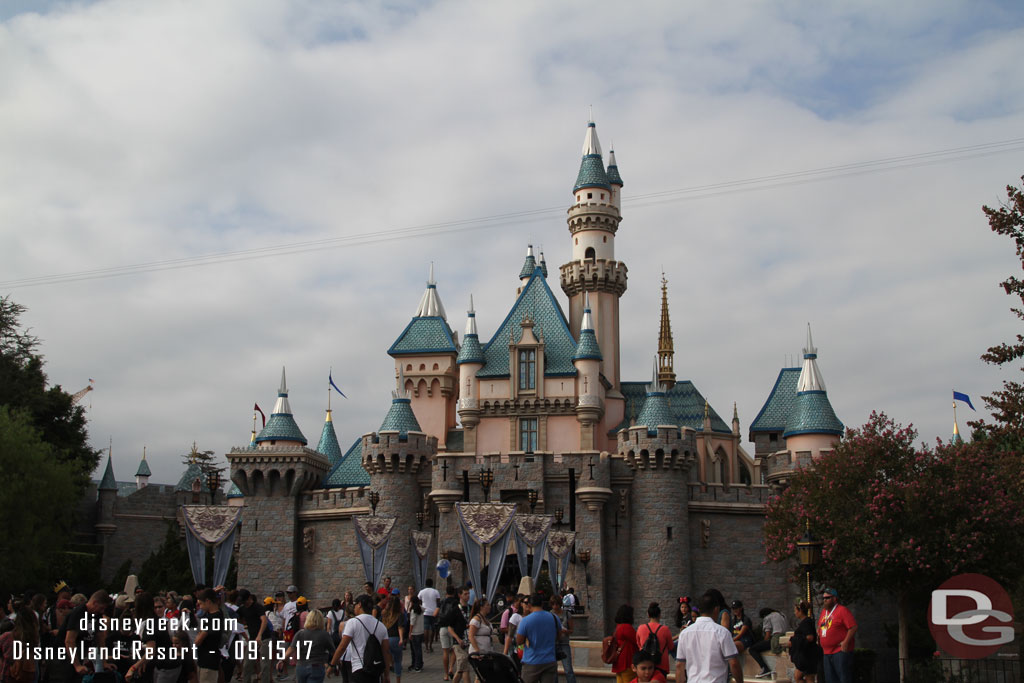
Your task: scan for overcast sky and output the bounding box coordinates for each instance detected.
[2,0,1023,486]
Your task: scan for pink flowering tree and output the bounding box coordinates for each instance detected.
[764,412,1024,675]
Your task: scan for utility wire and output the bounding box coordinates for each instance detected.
[3,136,1023,290]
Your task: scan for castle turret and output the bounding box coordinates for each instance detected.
[317,410,343,469]
[96,447,119,578]
[456,296,485,453]
[135,448,151,490]
[606,147,624,208]
[228,370,330,591]
[778,325,844,470]
[388,265,459,448]
[573,293,604,449]
[362,371,436,589]
[617,357,695,614]
[520,245,538,282]
[560,120,628,395]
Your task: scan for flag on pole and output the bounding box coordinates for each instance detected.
[254,402,266,427]
[329,372,347,399]
[953,391,975,411]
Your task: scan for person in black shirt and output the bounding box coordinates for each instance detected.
[193,590,226,683]
[52,590,114,683]
[126,592,177,683]
[236,590,269,683]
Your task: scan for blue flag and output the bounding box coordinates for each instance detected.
[329,372,347,399]
[953,391,975,411]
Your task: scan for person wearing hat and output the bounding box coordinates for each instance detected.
[730,600,754,657]
[818,589,856,683]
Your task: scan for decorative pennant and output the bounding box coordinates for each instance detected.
[456,502,517,546]
[513,514,552,547]
[411,530,432,559]
[181,505,242,545]
[547,530,576,559]
[354,516,397,549]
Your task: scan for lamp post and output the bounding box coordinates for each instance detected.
[554,506,564,528]
[416,511,425,530]
[578,549,591,612]
[796,521,823,611]
[368,491,380,516]
[528,489,538,513]
[478,467,494,502]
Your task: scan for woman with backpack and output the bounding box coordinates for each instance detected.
[634,603,672,682]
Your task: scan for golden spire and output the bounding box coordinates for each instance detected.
[657,273,676,390]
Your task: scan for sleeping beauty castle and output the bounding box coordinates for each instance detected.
[88,120,846,639]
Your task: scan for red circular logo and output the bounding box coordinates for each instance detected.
[928,573,1015,659]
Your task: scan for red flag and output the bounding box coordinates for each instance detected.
[254,403,266,428]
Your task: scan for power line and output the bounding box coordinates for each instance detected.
[3,136,1023,290]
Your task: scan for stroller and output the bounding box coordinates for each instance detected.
[468,652,523,683]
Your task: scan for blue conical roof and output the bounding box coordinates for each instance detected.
[317,411,343,467]
[574,155,611,192]
[783,391,844,437]
[573,303,602,361]
[606,149,623,186]
[520,246,538,279]
[636,391,676,436]
[175,462,209,492]
[255,368,308,445]
[226,482,244,499]
[134,452,151,477]
[380,398,421,437]
[457,334,486,365]
[98,452,117,491]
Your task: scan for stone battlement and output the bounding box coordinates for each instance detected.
[559,259,628,296]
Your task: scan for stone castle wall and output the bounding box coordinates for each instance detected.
[100,485,180,579]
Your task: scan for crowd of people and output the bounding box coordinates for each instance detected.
[0,579,856,683]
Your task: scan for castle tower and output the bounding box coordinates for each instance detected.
[617,358,695,611]
[96,446,119,578]
[388,265,459,449]
[227,368,330,591]
[362,372,436,587]
[781,325,844,458]
[657,275,676,391]
[317,410,343,468]
[560,120,628,394]
[456,296,485,453]
[573,293,604,450]
[135,447,151,490]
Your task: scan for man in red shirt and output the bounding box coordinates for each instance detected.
[817,588,857,683]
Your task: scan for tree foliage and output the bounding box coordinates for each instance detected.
[970,176,1024,446]
[0,406,78,589]
[138,523,195,594]
[182,442,226,492]
[0,296,100,491]
[764,412,1024,604]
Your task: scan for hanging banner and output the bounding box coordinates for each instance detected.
[410,530,432,592]
[547,530,576,592]
[456,503,517,602]
[180,506,242,586]
[513,514,552,584]
[354,516,396,589]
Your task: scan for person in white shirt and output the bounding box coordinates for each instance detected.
[675,592,744,683]
[331,595,392,683]
[417,579,442,653]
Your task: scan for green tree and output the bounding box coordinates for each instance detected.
[764,412,1024,681]
[0,296,100,491]
[0,406,78,588]
[138,523,195,593]
[182,442,226,493]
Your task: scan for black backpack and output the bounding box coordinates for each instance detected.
[439,599,458,628]
[641,624,663,662]
[358,618,386,677]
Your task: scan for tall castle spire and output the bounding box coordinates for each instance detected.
[657,274,675,391]
[783,324,843,438]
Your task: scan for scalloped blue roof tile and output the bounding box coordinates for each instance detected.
[477,270,577,378]
[635,390,677,436]
[606,163,623,186]
[227,482,243,498]
[783,391,844,437]
[324,438,370,488]
[457,333,485,365]
[135,456,152,477]
[380,397,421,437]
[255,412,308,445]
[317,418,343,468]
[612,381,731,435]
[175,462,209,492]
[574,154,611,192]
[389,316,457,355]
[749,368,801,433]
[572,329,602,361]
[520,256,538,279]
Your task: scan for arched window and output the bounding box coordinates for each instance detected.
[584,247,596,260]
[518,349,536,390]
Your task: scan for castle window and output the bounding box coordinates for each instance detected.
[603,236,607,243]
[518,349,536,390]
[585,247,595,260]
[601,193,605,199]
[587,192,593,199]
[519,418,538,453]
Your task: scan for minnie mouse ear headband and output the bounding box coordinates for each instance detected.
[678,596,690,604]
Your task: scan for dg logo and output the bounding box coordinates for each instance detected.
[928,573,1015,659]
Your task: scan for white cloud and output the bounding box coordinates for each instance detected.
[1,0,1022,484]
